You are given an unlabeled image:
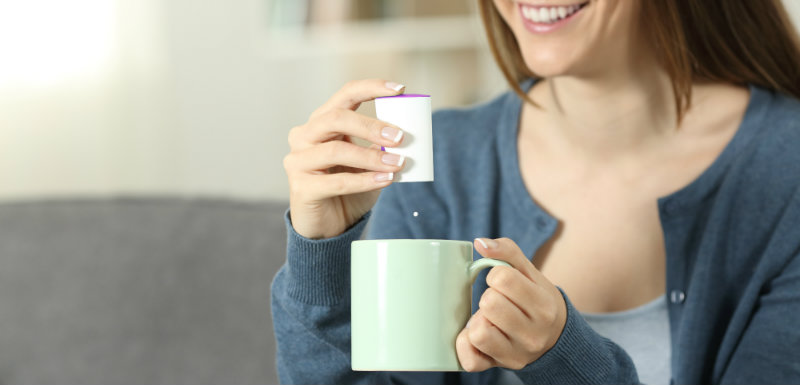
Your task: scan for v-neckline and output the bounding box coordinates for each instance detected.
[495,79,772,258]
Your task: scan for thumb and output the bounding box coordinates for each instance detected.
[317,78,406,116]
[474,237,537,282]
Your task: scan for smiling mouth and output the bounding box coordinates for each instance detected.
[519,1,589,24]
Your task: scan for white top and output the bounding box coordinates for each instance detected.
[498,296,671,385]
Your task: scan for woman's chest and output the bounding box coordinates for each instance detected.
[529,190,668,313]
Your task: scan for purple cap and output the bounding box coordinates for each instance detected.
[376,94,430,99]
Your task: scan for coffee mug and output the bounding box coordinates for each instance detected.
[351,239,510,371]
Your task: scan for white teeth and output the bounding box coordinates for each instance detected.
[539,7,550,23]
[528,7,537,21]
[529,7,540,22]
[521,3,584,24]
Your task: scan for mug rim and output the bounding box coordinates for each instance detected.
[352,239,472,247]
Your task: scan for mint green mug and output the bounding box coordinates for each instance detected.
[351,239,510,371]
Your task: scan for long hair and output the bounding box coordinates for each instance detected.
[478,0,800,121]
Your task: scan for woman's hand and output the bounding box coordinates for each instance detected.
[284,79,407,239]
[456,237,568,371]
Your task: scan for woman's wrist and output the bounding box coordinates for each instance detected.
[283,209,371,305]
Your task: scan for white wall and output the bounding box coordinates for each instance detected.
[788,0,800,29]
[1,0,798,202]
[0,0,501,202]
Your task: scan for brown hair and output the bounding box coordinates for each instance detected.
[478,0,800,121]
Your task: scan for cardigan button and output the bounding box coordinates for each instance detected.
[670,290,686,304]
[535,216,548,230]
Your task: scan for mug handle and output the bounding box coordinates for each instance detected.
[468,258,511,282]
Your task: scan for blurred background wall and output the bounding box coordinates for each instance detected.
[1,0,799,202]
[0,0,505,202]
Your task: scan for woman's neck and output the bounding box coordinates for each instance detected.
[525,65,679,163]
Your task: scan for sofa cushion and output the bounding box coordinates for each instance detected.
[0,197,287,385]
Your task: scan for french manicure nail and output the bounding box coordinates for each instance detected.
[381,126,403,143]
[381,153,405,167]
[385,81,405,92]
[476,238,498,249]
[374,172,394,182]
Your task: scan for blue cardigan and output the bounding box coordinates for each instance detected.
[272,83,800,384]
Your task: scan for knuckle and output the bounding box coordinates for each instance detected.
[310,106,324,118]
[282,154,293,171]
[287,126,301,147]
[504,357,526,371]
[468,325,492,347]
[479,289,500,312]
[322,108,344,123]
[487,267,513,290]
[521,335,545,354]
[331,108,346,122]
[519,336,536,353]
[534,338,547,353]
[542,307,557,325]
[538,302,558,325]
[325,141,345,157]
[328,176,347,195]
[460,357,478,372]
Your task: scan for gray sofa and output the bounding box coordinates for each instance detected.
[0,197,288,385]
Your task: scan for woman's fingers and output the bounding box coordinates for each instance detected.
[284,140,404,201]
[313,79,405,117]
[464,312,511,368]
[485,266,540,318]
[456,314,498,372]
[285,141,405,174]
[292,170,394,201]
[289,108,404,151]
[477,286,531,339]
[474,238,538,282]
[476,236,566,319]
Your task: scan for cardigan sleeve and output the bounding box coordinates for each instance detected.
[716,185,800,384]
[513,289,640,384]
[270,210,385,385]
[718,251,800,384]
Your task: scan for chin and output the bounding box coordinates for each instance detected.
[520,48,580,78]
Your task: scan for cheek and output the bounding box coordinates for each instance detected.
[491,0,515,25]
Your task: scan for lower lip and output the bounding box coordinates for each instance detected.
[519,3,586,34]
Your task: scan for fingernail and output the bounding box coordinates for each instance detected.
[381,126,404,143]
[381,153,405,167]
[385,81,405,92]
[476,238,498,249]
[465,320,471,329]
[374,172,394,182]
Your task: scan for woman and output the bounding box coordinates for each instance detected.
[274,0,800,384]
